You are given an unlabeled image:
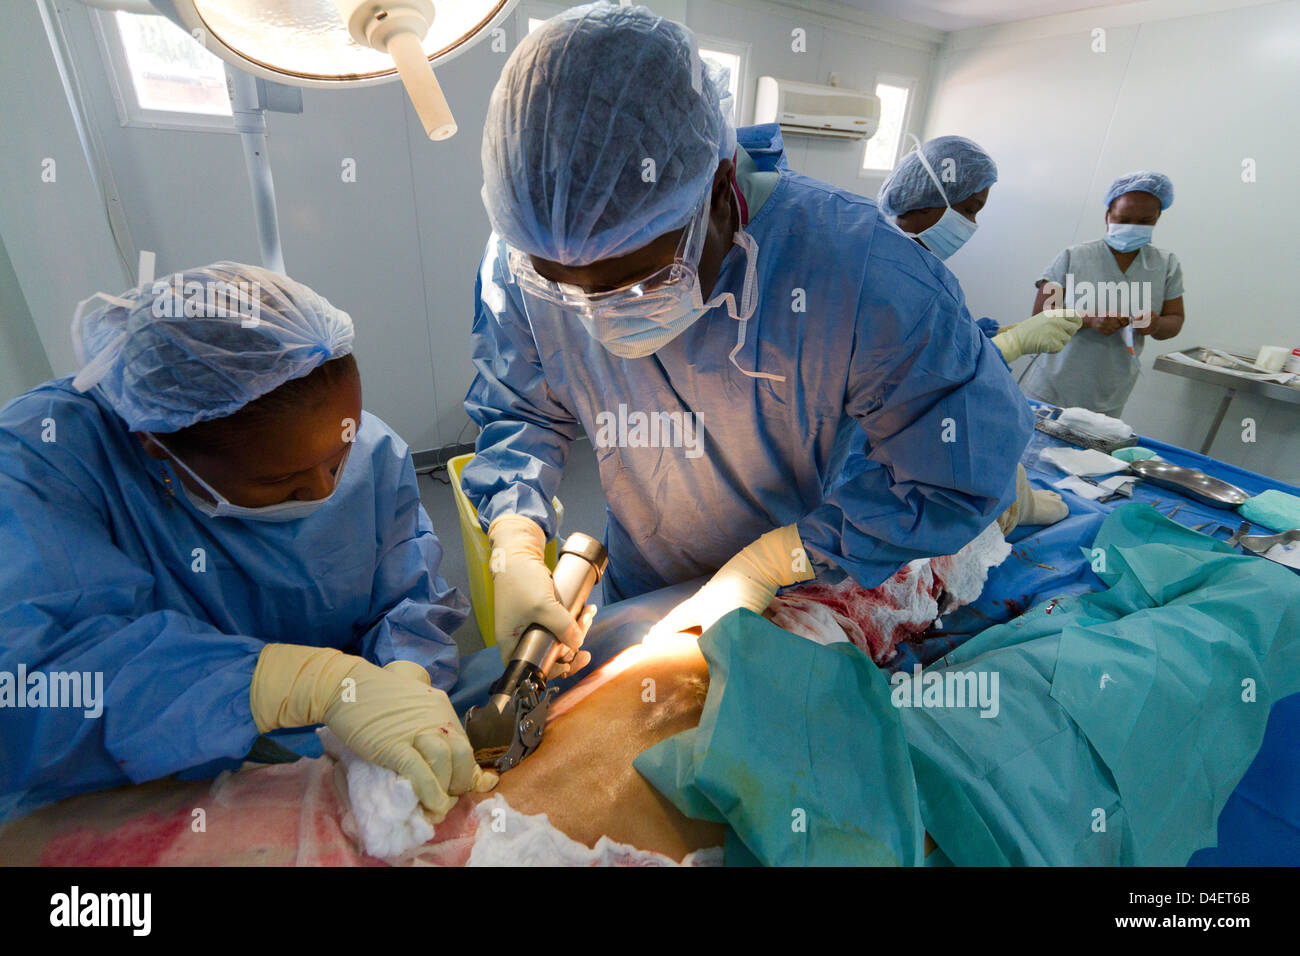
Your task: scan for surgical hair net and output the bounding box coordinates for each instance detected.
[1104,170,1174,210]
[481,2,734,266]
[877,135,998,218]
[71,261,355,433]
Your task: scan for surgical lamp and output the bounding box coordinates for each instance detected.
[63,0,514,279]
[148,0,517,140]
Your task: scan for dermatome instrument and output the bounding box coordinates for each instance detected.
[463,533,608,771]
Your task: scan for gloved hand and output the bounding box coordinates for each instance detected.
[991,309,1083,362]
[996,464,1069,535]
[646,525,815,641]
[487,514,586,664]
[545,604,597,679]
[250,644,497,820]
[384,659,433,685]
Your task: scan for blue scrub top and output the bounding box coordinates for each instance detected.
[0,380,467,820]
[464,123,1034,601]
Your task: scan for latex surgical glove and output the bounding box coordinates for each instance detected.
[991,309,1082,362]
[384,659,433,686]
[646,525,816,640]
[487,514,585,664]
[545,605,597,679]
[996,464,1069,535]
[250,644,497,820]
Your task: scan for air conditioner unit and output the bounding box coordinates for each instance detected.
[753,76,880,141]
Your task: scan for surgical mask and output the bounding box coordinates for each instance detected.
[147,433,350,522]
[911,206,978,261]
[574,226,758,360]
[511,184,779,381]
[1105,222,1153,252]
[897,134,978,260]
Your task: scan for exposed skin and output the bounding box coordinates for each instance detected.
[1033,190,1185,339]
[893,185,990,237]
[472,634,726,861]
[132,372,362,508]
[0,633,938,864]
[527,160,739,301]
[471,632,938,863]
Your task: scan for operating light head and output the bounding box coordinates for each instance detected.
[148,0,517,139]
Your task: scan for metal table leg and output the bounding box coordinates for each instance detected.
[1201,387,1236,455]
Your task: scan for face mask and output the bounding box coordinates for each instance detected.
[897,135,978,261]
[515,182,779,381]
[912,206,978,261]
[1105,222,1153,252]
[575,225,759,361]
[148,433,349,522]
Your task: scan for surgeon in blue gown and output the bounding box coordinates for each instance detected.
[462,3,1034,659]
[0,263,493,823]
[852,134,1081,531]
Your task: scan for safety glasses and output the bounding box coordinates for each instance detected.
[506,186,712,319]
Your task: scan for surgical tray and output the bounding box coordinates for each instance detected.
[1033,414,1138,454]
[1126,459,1250,508]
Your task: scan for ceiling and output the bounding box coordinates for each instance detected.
[832,0,1148,32]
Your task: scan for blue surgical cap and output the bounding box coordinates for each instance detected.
[1104,170,1174,210]
[877,135,998,218]
[481,2,735,266]
[72,262,355,433]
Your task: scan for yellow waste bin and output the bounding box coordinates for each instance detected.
[447,453,563,648]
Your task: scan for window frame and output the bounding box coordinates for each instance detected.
[90,7,236,134]
[859,72,917,179]
[695,35,752,127]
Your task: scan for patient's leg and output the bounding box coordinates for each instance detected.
[472,634,725,863]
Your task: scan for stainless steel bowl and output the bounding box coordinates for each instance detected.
[1127,459,1250,508]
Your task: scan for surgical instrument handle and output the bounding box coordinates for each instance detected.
[488,533,607,696]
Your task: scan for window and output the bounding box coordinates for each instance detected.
[700,47,740,107]
[524,10,748,120]
[862,78,913,173]
[93,9,233,131]
[697,37,749,122]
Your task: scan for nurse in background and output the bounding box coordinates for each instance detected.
[1021,171,1185,417]
[0,263,491,822]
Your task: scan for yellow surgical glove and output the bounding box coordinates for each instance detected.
[383,659,433,686]
[250,644,497,820]
[646,525,815,640]
[488,514,584,664]
[991,309,1083,363]
[996,464,1068,535]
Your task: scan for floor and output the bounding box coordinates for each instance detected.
[417,436,609,656]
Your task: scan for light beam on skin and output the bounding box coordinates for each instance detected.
[547,631,702,721]
[640,625,702,650]
[646,575,760,643]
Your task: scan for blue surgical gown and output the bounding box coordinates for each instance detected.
[0,380,467,820]
[463,124,1034,602]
